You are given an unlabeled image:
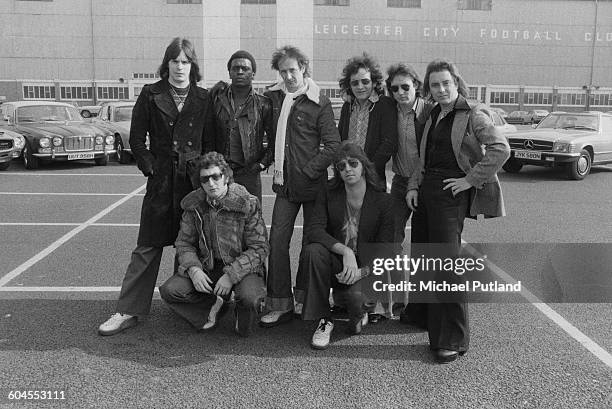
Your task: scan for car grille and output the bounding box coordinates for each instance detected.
[0,140,14,151]
[64,136,94,151]
[508,138,553,151]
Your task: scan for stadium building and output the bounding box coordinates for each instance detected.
[0,0,611,112]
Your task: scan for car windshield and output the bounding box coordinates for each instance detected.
[537,114,599,131]
[114,106,133,122]
[16,105,82,123]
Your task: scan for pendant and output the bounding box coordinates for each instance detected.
[177,102,184,112]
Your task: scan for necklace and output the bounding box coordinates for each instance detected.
[169,84,190,112]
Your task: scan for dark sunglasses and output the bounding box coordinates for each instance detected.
[390,84,412,93]
[350,79,371,87]
[200,173,224,184]
[336,159,361,172]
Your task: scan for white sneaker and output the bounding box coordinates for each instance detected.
[311,318,334,350]
[294,302,303,316]
[202,296,225,330]
[259,309,293,328]
[98,313,137,336]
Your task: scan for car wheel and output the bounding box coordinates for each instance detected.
[94,154,108,166]
[116,137,131,164]
[0,162,9,171]
[566,149,591,180]
[23,144,39,170]
[503,158,523,173]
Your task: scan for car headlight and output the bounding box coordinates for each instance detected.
[52,137,62,147]
[553,142,573,153]
[39,137,50,148]
[105,135,115,145]
[95,136,104,144]
[14,135,25,150]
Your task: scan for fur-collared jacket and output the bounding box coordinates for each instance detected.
[174,183,269,284]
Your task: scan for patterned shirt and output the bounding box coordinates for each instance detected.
[347,93,379,149]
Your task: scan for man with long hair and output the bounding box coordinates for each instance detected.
[98,37,215,336]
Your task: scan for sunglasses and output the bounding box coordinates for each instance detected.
[350,79,371,87]
[390,84,412,93]
[336,159,361,172]
[200,173,224,184]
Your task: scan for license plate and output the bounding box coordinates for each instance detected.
[514,150,541,160]
[67,152,95,160]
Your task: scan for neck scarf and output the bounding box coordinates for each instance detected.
[273,79,309,185]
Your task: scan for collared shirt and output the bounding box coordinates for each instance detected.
[347,93,379,150]
[392,98,423,177]
[226,87,254,167]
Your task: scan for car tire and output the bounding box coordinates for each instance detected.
[116,137,131,164]
[0,162,9,171]
[503,158,523,173]
[95,154,108,166]
[23,144,39,170]
[566,149,591,180]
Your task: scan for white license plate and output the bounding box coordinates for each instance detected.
[67,152,95,160]
[514,150,541,160]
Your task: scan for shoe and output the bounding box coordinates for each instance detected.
[294,302,303,317]
[201,296,226,331]
[347,312,368,335]
[311,318,334,350]
[234,303,256,337]
[435,349,465,364]
[98,313,138,336]
[259,309,293,328]
[368,313,387,324]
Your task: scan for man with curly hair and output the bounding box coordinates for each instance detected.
[337,52,398,184]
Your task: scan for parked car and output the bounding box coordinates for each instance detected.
[79,105,101,118]
[489,110,517,134]
[0,128,25,170]
[506,110,532,125]
[490,107,508,119]
[503,111,612,180]
[0,101,115,169]
[528,109,550,124]
[92,101,136,164]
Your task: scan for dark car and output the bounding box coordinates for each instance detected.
[503,111,612,180]
[506,110,532,125]
[528,109,550,124]
[0,101,115,169]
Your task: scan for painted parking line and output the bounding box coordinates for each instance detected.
[0,223,303,229]
[463,242,612,369]
[1,172,143,176]
[0,192,276,198]
[0,183,147,287]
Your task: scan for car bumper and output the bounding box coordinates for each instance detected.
[33,150,116,159]
[510,150,581,165]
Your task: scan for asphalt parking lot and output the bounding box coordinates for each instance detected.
[0,157,611,408]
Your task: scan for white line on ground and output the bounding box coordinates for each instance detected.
[1,173,143,176]
[0,286,159,293]
[0,192,145,196]
[0,183,147,287]
[463,242,612,369]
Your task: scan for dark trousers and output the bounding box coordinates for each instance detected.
[407,173,470,352]
[116,245,165,317]
[266,196,314,311]
[232,168,262,203]
[159,267,266,329]
[390,174,413,242]
[300,243,365,321]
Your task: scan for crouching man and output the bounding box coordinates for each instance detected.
[159,152,269,337]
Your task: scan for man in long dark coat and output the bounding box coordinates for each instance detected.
[99,37,215,336]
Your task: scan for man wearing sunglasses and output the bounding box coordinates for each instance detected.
[159,152,269,337]
[385,63,431,242]
[209,50,273,203]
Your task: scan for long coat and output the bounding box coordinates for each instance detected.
[130,79,215,247]
[407,96,510,218]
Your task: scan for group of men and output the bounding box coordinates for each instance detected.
[97,37,509,362]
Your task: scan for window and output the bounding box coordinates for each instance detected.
[132,72,159,79]
[320,87,342,99]
[491,91,518,104]
[524,92,552,105]
[241,0,276,4]
[457,0,491,11]
[60,86,93,100]
[557,93,585,106]
[17,0,53,2]
[387,0,421,8]
[97,86,129,100]
[590,93,611,107]
[166,0,201,4]
[314,0,349,6]
[23,85,55,99]
[468,87,479,100]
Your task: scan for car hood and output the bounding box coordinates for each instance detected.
[114,121,131,131]
[16,122,108,138]
[507,129,596,143]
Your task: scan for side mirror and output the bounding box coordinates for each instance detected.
[81,110,91,119]
[3,115,12,124]
[531,124,537,129]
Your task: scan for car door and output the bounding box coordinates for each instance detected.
[598,115,612,163]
